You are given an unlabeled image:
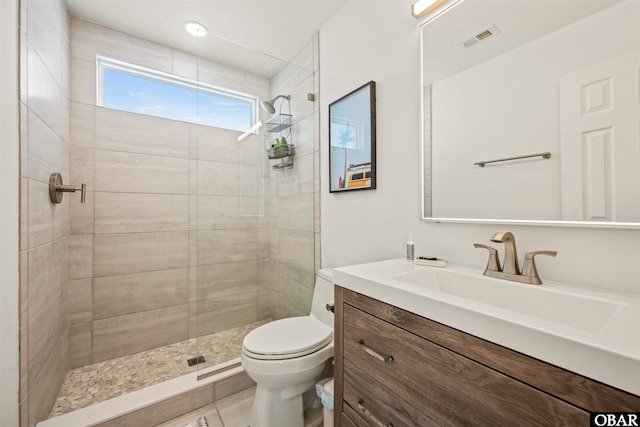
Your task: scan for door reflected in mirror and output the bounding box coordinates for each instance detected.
[421,0,640,227]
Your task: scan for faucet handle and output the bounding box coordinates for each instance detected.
[474,243,502,273]
[521,251,557,285]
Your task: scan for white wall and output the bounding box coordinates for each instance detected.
[319,1,640,296]
[0,0,20,424]
[320,0,422,269]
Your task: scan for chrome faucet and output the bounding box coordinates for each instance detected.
[474,231,557,285]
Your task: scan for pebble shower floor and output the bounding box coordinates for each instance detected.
[48,320,268,418]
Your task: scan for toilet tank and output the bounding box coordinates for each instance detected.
[310,268,334,328]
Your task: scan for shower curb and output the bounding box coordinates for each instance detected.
[36,365,255,427]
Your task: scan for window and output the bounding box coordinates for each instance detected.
[97,56,258,133]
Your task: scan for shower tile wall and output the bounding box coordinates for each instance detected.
[19,0,71,425]
[68,18,271,367]
[264,36,321,320]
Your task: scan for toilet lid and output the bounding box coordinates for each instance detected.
[243,317,333,360]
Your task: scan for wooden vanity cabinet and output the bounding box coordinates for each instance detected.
[334,286,640,427]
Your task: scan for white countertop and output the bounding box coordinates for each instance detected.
[333,258,640,396]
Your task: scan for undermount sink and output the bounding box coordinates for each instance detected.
[387,267,622,333]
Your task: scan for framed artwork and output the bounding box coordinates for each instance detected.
[329,81,376,193]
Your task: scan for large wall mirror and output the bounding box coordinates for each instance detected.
[421,0,640,228]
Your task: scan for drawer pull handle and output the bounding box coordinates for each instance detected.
[358,339,394,363]
[357,399,394,427]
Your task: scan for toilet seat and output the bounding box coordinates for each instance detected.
[243,316,333,361]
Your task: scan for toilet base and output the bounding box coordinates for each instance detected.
[249,377,327,427]
[250,385,306,427]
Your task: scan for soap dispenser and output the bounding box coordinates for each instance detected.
[406,232,415,260]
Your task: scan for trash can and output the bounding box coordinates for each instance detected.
[315,377,334,427]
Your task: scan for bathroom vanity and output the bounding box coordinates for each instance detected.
[332,259,640,426]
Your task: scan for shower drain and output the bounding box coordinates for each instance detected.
[187,355,206,367]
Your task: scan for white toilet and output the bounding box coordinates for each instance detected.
[241,268,334,427]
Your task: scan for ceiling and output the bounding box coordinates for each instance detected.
[65,0,348,77]
[421,0,623,82]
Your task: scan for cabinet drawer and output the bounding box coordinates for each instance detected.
[339,412,360,427]
[343,361,437,427]
[343,303,588,426]
[341,288,640,412]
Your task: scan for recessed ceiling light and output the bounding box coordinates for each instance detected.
[184,21,207,37]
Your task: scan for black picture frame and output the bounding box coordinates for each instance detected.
[329,81,376,193]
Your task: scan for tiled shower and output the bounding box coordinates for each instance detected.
[19,0,320,425]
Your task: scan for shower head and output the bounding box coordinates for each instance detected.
[260,94,291,114]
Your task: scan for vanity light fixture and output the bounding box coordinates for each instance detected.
[184,21,208,37]
[412,0,463,19]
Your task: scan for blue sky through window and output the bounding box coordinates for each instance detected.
[102,68,254,132]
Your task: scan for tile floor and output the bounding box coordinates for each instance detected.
[49,320,269,418]
[157,386,324,427]
[156,386,254,427]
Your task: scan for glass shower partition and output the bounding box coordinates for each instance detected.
[194,32,319,378]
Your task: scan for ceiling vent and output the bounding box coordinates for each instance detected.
[458,25,501,49]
